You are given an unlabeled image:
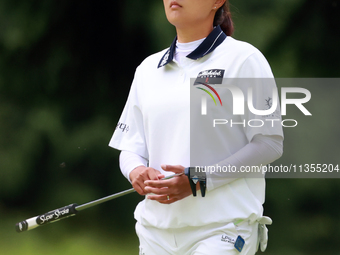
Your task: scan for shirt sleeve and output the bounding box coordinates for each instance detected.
[108,66,149,159]
[206,134,283,191]
[119,150,148,183]
[238,52,284,141]
[206,51,284,191]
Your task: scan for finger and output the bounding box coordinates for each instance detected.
[158,198,177,204]
[130,167,163,195]
[145,186,169,195]
[146,194,168,201]
[157,174,165,179]
[147,169,162,180]
[161,164,185,173]
[133,183,147,196]
[134,175,149,195]
[144,179,172,187]
[147,194,177,204]
[136,174,153,195]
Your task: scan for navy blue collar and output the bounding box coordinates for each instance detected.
[157,25,227,68]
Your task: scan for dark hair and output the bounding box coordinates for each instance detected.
[213,1,234,36]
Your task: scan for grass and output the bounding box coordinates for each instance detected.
[2,231,139,255]
[1,213,139,255]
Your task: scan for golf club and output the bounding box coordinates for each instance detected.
[15,172,183,233]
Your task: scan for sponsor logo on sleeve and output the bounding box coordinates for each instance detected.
[116,122,129,133]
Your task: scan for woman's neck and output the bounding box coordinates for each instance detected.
[176,24,214,43]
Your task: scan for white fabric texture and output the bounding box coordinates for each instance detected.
[119,150,148,183]
[109,35,284,229]
[136,221,258,255]
[206,134,283,191]
[174,38,205,64]
[120,134,283,191]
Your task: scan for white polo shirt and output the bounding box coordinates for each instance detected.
[109,26,283,229]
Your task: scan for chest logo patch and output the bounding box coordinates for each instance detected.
[194,69,225,85]
[194,69,225,106]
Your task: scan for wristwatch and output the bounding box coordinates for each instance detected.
[184,167,206,197]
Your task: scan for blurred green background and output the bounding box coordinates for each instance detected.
[0,0,339,254]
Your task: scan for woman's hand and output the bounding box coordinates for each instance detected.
[144,165,193,204]
[129,166,162,195]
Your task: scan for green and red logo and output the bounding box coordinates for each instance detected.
[194,69,225,106]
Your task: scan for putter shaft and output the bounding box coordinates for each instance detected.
[15,172,183,233]
[76,172,183,211]
[76,188,135,211]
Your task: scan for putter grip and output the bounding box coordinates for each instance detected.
[15,203,78,233]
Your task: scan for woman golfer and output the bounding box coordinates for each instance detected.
[109,0,283,254]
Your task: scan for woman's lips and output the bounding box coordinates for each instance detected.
[170,1,182,8]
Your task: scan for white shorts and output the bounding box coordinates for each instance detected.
[135,221,258,255]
